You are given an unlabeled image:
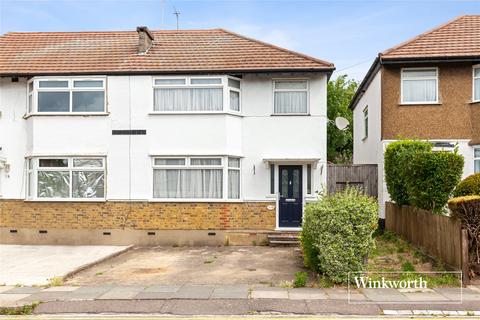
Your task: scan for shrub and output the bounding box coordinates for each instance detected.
[293,271,308,288]
[454,173,480,197]
[384,140,432,205]
[405,151,464,213]
[301,188,378,284]
[448,196,480,265]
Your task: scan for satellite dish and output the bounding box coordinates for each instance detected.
[335,117,349,131]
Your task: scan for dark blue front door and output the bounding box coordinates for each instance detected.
[279,165,302,228]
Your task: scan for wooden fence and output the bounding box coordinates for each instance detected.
[327,164,378,198]
[385,202,469,284]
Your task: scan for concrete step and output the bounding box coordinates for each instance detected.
[267,232,300,246]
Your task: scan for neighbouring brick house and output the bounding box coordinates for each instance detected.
[0,27,334,245]
[350,15,480,222]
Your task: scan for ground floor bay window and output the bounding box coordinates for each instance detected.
[152,156,240,200]
[26,157,105,200]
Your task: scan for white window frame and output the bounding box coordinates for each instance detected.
[272,79,309,115]
[475,146,480,174]
[27,76,107,116]
[227,157,241,199]
[228,77,241,113]
[473,65,480,103]
[26,156,106,201]
[151,155,242,201]
[151,75,242,114]
[363,106,369,139]
[400,67,439,105]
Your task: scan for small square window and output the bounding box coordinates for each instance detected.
[39,80,68,88]
[190,78,222,85]
[39,159,68,167]
[154,158,186,166]
[154,79,186,85]
[73,80,103,88]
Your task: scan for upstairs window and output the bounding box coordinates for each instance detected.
[363,106,369,139]
[28,78,106,114]
[401,68,438,104]
[153,76,241,113]
[273,80,308,114]
[27,157,105,200]
[474,67,480,102]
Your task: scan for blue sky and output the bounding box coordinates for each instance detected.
[0,0,478,80]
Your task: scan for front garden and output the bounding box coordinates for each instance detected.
[299,139,479,287]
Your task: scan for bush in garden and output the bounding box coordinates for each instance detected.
[448,196,480,265]
[301,188,378,283]
[384,140,433,205]
[454,173,480,197]
[405,151,464,214]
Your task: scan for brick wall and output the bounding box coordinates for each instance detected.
[0,200,276,230]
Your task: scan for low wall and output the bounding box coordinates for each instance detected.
[385,202,465,271]
[0,200,276,245]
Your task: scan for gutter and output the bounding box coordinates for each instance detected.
[0,67,336,78]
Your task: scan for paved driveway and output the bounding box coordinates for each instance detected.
[66,246,306,286]
[0,245,129,286]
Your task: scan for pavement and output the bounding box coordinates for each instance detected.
[0,245,130,286]
[1,284,479,316]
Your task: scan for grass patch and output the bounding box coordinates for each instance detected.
[293,271,308,288]
[0,302,39,315]
[47,276,63,287]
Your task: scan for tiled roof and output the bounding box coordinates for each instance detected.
[381,15,480,60]
[0,28,333,75]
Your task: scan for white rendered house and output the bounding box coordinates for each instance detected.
[0,27,334,244]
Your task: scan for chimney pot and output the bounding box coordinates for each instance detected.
[136,26,154,54]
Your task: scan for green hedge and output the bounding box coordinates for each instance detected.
[453,173,480,197]
[405,151,464,213]
[384,140,432,205]
[384,140,464,213]
[301,188,378,283]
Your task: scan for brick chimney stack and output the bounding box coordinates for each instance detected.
[136,26,154,54]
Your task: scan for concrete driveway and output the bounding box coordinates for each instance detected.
[66,246,307,286]
[0,245,129,286]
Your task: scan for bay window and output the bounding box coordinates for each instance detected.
[273,80,308,114]
[27,157,105,200]
[474,67,480,102]
[152,156,241,199]
[401,68,438,104]
[153,76,241,113]
[27,78,106,114]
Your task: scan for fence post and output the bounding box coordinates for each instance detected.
[461,229,469,287]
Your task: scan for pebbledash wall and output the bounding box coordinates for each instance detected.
[0,73,328,245]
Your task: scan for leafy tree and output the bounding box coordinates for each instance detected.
[327,75,358,163]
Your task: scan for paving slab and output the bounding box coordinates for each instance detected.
[0,293,31,307]
[211,285,249,299]
[433,287,463,301]
[19,291,68,303]
[324,288,367,301]
[4,286,42,294]
[173,285,215,299]
[142,285,181,293]
[251,287,289,299]
[0,286,14,293]
[133,291,176,299]
[65,285,114,300]
[288,288,327,300]
[42,286,80,292]
[97,285,145,300]
[361,288,408,302]
[402,291,451,301]
[0,245,129,286]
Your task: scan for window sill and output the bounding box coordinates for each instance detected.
[270,113,310,116]
[398,102,441,106]
[24,112,110,119]
[362,136,368,141]
[25,198,107,202]
[470,100,480,105]
[148,111,243,117]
